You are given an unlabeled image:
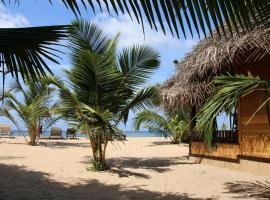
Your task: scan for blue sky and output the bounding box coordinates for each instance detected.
[0,1,199,131]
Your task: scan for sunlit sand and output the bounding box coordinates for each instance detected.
[0,137,268,200]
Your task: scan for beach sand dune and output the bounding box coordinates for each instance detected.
[0,137,269,200]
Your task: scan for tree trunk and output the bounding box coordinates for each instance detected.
[178,132,183,145]
[189,106,197,157]
[87,126,108,171]
[89,133,97,161]
[29,126,37,146]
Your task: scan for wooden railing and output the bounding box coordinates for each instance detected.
[192,130,238,144]
[214,130,238,143]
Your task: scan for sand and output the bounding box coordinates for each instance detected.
[0,137,269,200]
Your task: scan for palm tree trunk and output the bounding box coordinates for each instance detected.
[87,128,106,171]
[102,129,108,162]
[88,131,97,161]
[189,106,197,157]
[97,132,102,161]
[178,132,183,145]
[29,126,37,146]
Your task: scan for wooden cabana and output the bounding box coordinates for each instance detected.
[161,25,270,175]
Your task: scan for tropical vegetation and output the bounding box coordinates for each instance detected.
[195,73,270,145]
[0,77,60,145]
[8,0,269,37]
[54,20,160,171]
[134,109,189,144]
[0,1,269,84]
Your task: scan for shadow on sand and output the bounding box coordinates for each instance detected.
[105,156,196,179]
[224,180,270,199]
[146,141,189,147]
[0,163,212,200]
[38,141,90,149]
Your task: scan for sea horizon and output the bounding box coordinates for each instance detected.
[11,130,158,138]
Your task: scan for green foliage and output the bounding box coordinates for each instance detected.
[133,108,189,144]
[5,0,269,38]
[196,73,270,146]
[221,123,228,131]
[0,0,269,90]
[56,20,160,170]
[1,77,60,145]
[0,25,67,83]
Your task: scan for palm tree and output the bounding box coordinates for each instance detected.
[133,109,189,144]
[55,20,160,171]
[1,1,269,83]
[1,77,60,145]
[195,73,270,145]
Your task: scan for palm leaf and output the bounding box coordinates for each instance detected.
[0,26,67,81]
[133,109,168,131]
[4,0,270,38]
[196,73,270,145]
[118,45,160,90]
[120,86,159,124]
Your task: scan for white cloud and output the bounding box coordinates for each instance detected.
[0,5,29,28]
[93,13,197,50]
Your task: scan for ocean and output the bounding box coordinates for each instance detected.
[11,130,157,138]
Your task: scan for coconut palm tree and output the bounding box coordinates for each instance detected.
[195,73,270,145]
[133,109,189,144]
[1,77,60,145]
[54,20,160,171]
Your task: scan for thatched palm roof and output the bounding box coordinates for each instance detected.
[161,26,270,110]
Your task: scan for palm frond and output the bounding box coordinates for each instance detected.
[2,77,58,132]
[196,73,269,145]
[4,0,270,38]
[0,107,19,129]
[0,25,67,81]
[133,109,168,131]
[118,45,160,90]
[121,86,159,124]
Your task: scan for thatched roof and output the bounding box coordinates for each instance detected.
[161,26,270,110]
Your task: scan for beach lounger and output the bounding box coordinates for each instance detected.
[0,125,12,137]
[49,127,63,139]
[66,128,77,139]
[106,132,126,141]
[114,133,126,141]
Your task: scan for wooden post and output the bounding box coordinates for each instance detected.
[189,106,196,157]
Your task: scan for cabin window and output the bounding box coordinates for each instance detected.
[214,110,238,143]
[193,110,239,144]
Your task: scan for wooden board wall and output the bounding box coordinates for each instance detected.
[237,54,270,159]
[239,90,270,158]
[191,142,240,159]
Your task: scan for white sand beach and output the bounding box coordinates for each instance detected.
[0,137,269,200]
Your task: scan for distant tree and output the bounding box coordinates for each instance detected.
[134,109,189,144]
[1,78,59,145]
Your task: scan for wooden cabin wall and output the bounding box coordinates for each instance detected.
[191,142,240,159]
[239,90,270,158]
[237,53,270,158]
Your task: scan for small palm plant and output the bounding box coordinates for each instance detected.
[133,109,189,144]
[1,78,59,146]
[196,73,270,145]
[55,20,160,171]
